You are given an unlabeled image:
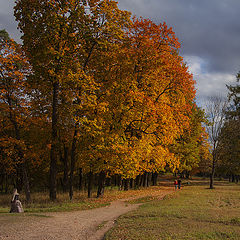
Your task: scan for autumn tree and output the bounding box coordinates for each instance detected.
[13,0,202,198]
[115,18,196,179]
[172,105,210,178]
[0,30,31,202]
[14,0,131,199]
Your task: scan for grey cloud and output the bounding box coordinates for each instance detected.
[118,0,240,75]
[0,0,21,41]
[1,0,239,102]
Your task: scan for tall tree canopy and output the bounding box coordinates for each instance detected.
[7,0,209,199]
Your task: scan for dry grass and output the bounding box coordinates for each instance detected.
[105,180,240,240]
[0,183,172,213]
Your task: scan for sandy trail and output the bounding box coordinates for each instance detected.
[0,189,172,240]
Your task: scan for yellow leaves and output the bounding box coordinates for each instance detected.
[10,0,204,183]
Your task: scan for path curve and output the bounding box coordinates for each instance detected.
[0,190,172,240]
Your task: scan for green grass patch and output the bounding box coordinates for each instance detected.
[105,181,240,240]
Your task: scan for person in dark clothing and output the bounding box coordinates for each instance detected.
[177,179,182,189]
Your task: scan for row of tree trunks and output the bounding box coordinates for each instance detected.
[58,171,160,199]
[229,174,240,183]
[0,172,25,194]
[0,174,9,193]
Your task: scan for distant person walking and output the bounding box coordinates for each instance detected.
[174,180,178,190]
[177,179,182,189]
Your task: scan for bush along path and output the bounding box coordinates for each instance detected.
[0,187,173,240]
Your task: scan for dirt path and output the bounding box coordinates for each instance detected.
[0,189,172,240]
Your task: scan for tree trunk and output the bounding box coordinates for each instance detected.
[22,162,31,203]
[124,179,130,191]
[147,172,150,187]
[152,172,158,186]
[5,174,9,193]
[49,81,59,201]
[69,128,77,200]
[140,174,144,187]
[130,178,134,189]
[236,176,239,183]
[209,159,216,189]
[16,167,23,193]
[0,174,3,192]
[88,171,93,198]
[231,174,235,183]
[143,172,148,187]
[78,168,83,190]
[97,171,106,198]
[135,175,140,189]
[62,146,69,192]
[105,177,111,187]
[118,175,123,190]
[114,175,117,186]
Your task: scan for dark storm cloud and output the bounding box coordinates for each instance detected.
[118,0,240,74]
[1,0,239,101]
[2,0,240,74]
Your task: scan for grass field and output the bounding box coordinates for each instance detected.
[105,180,240,240]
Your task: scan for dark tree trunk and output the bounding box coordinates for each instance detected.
[61,146,69,192]
[135,175,140,189]
[210,159,216,189]
[130,178,134,189]
[152,172,158,186]
[5,174,9,193]
[22,162,31,203]
[124,179,130,191]
[236,176,239,183]
[0,174,3,192]
[16,167,23,193]
[88,171,93,198]
[140,174,144,187]
[143,172,148,187]
[69,128,77,200]
[147,172,150,187]
[118,175,123,190]
[105,177,111,187]
[78,168,83,190]
[49,81,59,201]
[114,175,117,186]
[97,171,106,198]
[231,174,235,183]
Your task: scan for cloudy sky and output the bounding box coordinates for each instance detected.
[1,0,239,105]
